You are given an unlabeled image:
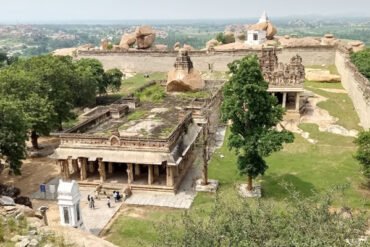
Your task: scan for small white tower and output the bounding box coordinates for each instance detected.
[57,180,84,228]
[258,10,269,24]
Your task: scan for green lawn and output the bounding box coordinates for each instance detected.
[119,72,166,97]
[105,79,369,246]
[306,64,339,75]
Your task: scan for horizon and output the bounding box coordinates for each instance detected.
[0,0,369,24]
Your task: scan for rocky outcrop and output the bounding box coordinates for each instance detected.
[167,49,205,92]
[0,184,32,208]
[183,44,195,51]
[248,21,277,40]
[349,41,366,53]
[117,25,156,50]
[321,34,338,46]
[119,33,136,47]
[206,39,220,50]
[173,42,181,51]
[135,26,156,49]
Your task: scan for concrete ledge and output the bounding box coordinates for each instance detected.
[238,184,262,198]
[195,179,219,193]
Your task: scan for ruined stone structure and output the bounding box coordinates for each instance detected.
[166,49,205,92]
[51,81,223,193]
[259,48,305,113]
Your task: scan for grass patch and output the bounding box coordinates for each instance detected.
[134,84,165,103]
[119,72,166,97]
[305,82,362,131]
[306,64,339,75]
[305,80,343,89]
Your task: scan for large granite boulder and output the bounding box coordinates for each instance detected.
[206,39,220,50]
[135,26,156,49]
[248,22,277,40]
[183,44,195,51]
[173,42,181,51]
[349,41,366,53]
[119,33,136,47]
[167,49,205,92]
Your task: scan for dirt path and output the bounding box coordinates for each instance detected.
[0,137,60,196]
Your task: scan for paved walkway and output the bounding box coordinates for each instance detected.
[79,187,123,235]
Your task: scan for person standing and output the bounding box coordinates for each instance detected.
[91,196,95,209]
[107,196,111,208]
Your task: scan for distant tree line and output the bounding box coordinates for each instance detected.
[0,55,122,174]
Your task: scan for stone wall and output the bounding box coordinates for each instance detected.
[78,46,336,73]
[335,47,370,130]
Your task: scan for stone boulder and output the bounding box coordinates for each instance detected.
[0,196,15,206]
[0,184,21,198]
[119,33,136,47]
[349,41,366,53]
[248,22,277,40]
[173,42,181,51]
[135,25,156,49]
[206,39,220,50]
[15,196,33,208]
[183,44,195,51]
[321,33,338,46]
[167,49,205,92]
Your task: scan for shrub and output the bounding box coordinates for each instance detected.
[350,48,370,80]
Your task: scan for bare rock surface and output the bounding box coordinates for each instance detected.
[305,68,341,82]
[278,36,321,47]
[119,33,136,47]
[135,25,156,49]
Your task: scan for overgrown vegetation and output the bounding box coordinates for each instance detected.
[119,72,166,97]
[351,48,370,80]
[354,130,370,188]
[126,110,148,122]
[134,84,166,103]
[155,187,369,247]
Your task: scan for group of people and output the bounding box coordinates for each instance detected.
[87,190,123,209]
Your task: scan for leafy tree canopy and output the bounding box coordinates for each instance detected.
[354,130,370,187]
[221,55,294,189]
[351,48,370,80]
[0,99,28,174]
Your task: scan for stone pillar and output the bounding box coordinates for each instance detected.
[88,161,95,173]
[174,166,179,177]
[59,160,70,180]
[72,159,79,174]
[98,159,106,183]
[166,166,174,187]
[135,164,141,176]
[127,164,134,182]
[154,165,159,177]
[108,162,113,174]
[148,165,154,185]
[295,93,300,111]
[80,158,87,180]
[282,92,287,108]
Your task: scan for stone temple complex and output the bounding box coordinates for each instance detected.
[51,52,222,193]
[166,49,205,92]
[259,48,305,113]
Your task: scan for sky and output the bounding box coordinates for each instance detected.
[0,0,369,23]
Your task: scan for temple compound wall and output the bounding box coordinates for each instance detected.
[335,46,370,130]
[77,46,336,72]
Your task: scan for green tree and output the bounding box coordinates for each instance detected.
[104,68,123,93]
[221,55,294,191]
[156,187,369,246]
[0,99,28,174]
[76,58,106,96]
[354,130,370,187]
[351,48,370,80]
[0,67,55,149]
[215,32,226,44]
